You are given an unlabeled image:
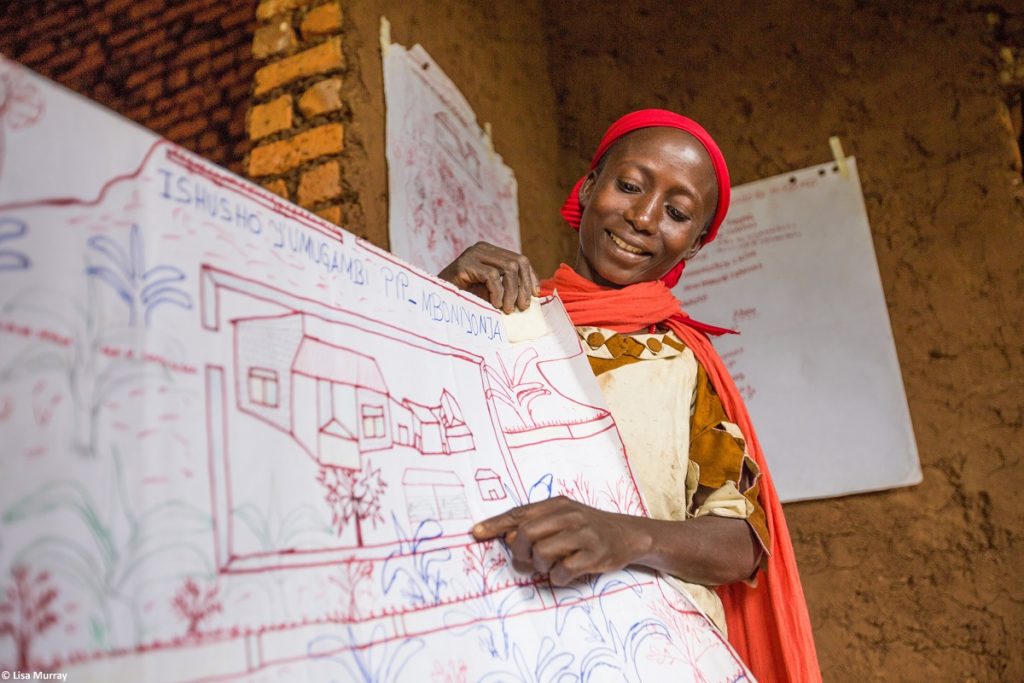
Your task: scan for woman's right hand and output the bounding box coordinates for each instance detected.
[438,241,540,314]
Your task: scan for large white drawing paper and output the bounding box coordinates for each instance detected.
[384,40,521,276]
[0,60,751,681]
[674,160,921,502]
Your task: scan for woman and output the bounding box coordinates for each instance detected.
[439,110,821,682]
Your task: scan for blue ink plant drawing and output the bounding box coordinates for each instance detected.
[86,224,192,326]
[381,515,451,607]
[307,625,425,683]
[553,571,670,682]
[478,636,577,683]
[0,217,30,271]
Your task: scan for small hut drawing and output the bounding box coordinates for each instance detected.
[402,468,470,523]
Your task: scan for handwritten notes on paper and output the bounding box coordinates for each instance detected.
[0,59,750,681]
[383,41,521,277]
[676,160,921,502]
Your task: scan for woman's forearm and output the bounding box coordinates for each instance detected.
[625,513,761,586]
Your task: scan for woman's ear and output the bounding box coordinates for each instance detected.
[681,241,703,261]
[578,171,598,208]
[681,229,709,261]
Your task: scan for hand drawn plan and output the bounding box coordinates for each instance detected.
[0,59,750,682]
[384,41,521,278]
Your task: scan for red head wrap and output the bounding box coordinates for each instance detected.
[560,109,731,288]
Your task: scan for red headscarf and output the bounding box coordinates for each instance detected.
[560,109,732,288]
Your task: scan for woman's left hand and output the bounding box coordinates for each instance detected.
[471,496,648,586]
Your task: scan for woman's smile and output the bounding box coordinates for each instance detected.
[606,230,650,256]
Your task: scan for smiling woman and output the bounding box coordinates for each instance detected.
[438,109,820,683]
[574,126,717,286]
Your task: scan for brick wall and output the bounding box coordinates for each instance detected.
[0,0,257,174]
[243,0,349,229]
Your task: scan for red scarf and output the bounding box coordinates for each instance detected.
[541,265,822,683]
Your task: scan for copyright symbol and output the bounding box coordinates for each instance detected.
[2,670,11,679]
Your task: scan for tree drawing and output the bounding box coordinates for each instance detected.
[0,565,59,671]
[318,461,387,547]
[171,577,222,638]
[0,62,45,181]
[0,217,30,272]
[462,539,508,595]
[558,474,599,508]
[431,659,468,683]
[604,475,645,517]
[483,349,550,429]
[86,224,193,327]
[327,560,374,622]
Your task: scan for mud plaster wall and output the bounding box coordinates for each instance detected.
[540,2,1024,681]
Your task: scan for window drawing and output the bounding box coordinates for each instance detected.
[361,405,386,439]
[248,367,278,407]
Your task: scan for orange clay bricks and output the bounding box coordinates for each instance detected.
[300,4,342,39]
[244,1,348,226]
[252,21,297,60]
[297,160,341,207]
[248,95,294,139]
[298,77,342,117]
[248,123,344,176]
[253,37,343,96]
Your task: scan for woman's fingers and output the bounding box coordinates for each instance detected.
[549,550,593,586]
[516,256,539,311]
[474,498,628,584]
[438,242,538,312]
[500,267,520,314]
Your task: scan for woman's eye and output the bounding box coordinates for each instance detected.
[616,179,641,193]
[667,206,691,223]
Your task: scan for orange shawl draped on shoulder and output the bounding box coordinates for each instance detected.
[540,265,822,683]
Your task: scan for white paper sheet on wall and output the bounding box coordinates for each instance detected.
[383,40,521,277]
[0,60,751,681]
[675,160,922,502]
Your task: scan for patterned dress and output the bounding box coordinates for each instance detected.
[578,325,770,631]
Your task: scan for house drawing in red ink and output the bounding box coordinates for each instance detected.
[234,312,475,472]
[402,468,470,523]
[475,468,506,501]
[199,265,517,574]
